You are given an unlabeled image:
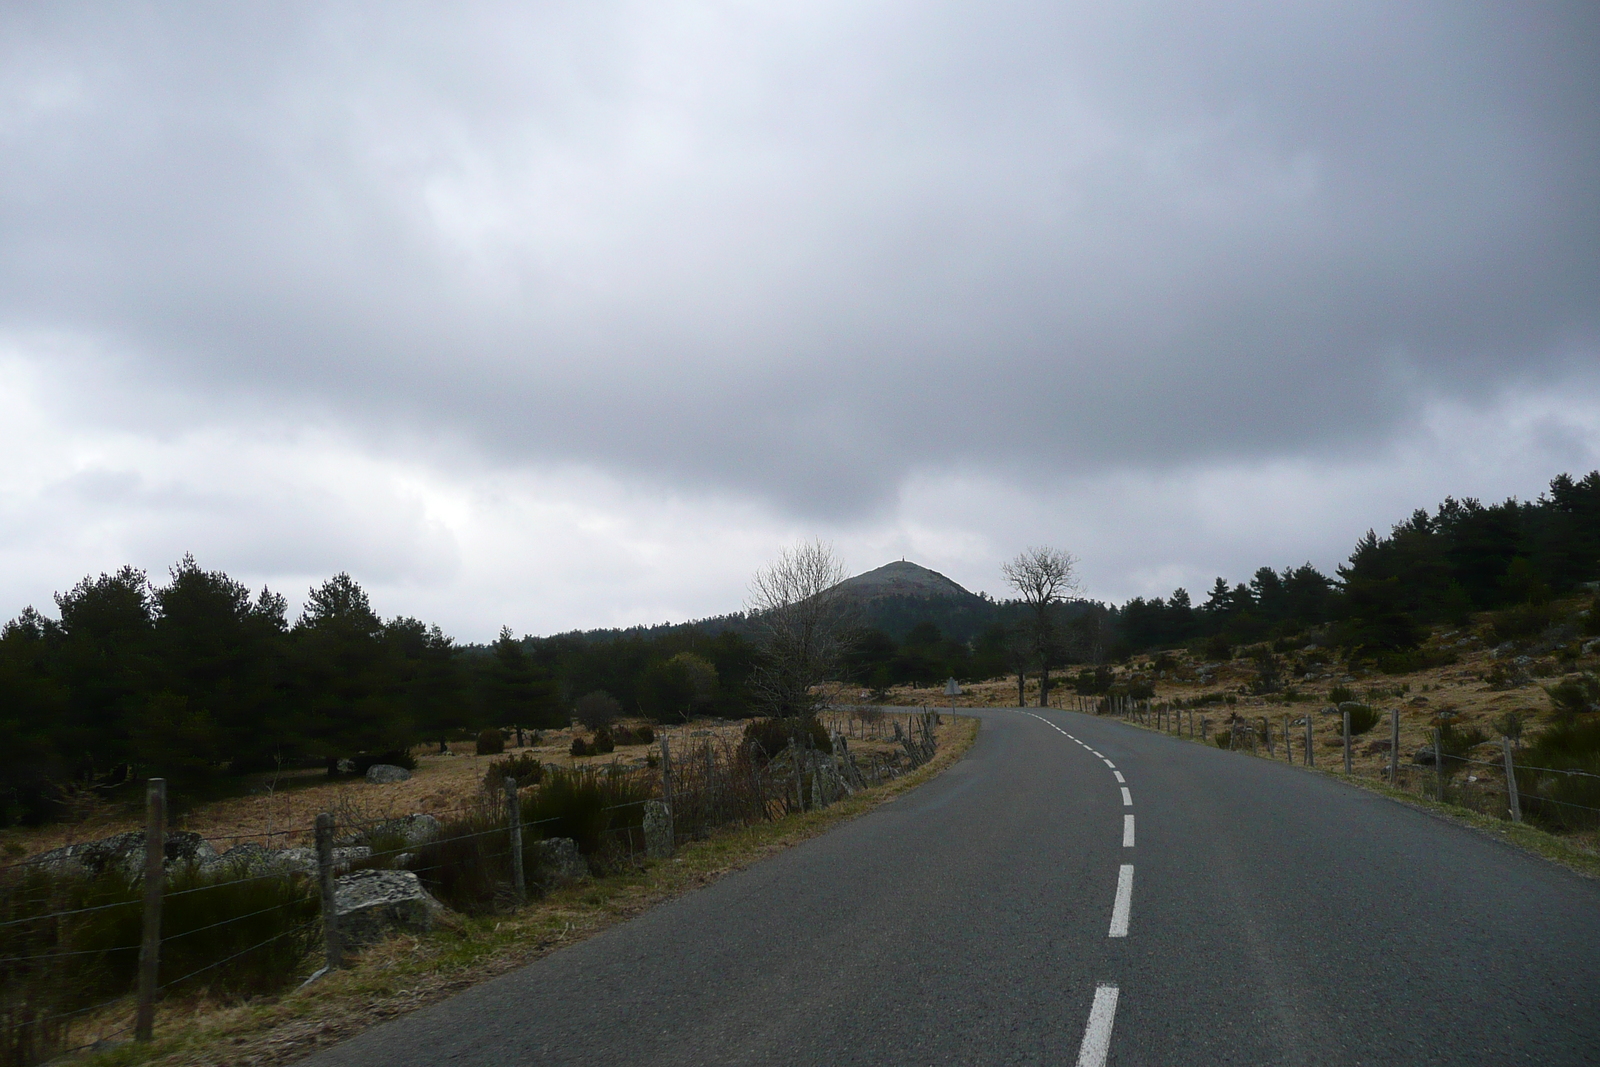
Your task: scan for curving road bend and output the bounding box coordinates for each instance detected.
[305,708,1600,1066]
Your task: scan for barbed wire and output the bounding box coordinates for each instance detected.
[156,917,320,993]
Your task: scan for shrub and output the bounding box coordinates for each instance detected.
[1327,685,1355,704]
[592,727,616,754]
[1518,717,1600,830]
[1436,721,1490,778]
[1341,703,1383,736]
[1214,730,1231,748]
[520,764,653,858]
[1201,634,1233,662]
[636,725,656,745]
[1372,648,1459,674]
[570,737,590,758]
[574,691,622,731]
[742,716,831,765]
[1492,709,1526,744]
[0,863,318,1062]
[1492,604,1556,644]
[612,726,636,745]
[476,729,505,756]
[1073,666,1113,695]
[486,751,544,790]
[1543,673,1600,722]
[404,808,512,913]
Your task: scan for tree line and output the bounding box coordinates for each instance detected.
[0,556,762,824]
[1114,472,1600,660]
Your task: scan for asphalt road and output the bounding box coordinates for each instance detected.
[305,708,1600,1066]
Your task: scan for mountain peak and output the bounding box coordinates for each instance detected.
[834,560,980,602]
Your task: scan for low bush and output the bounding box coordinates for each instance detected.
[592,727,615,754]
[612,726,636,745]
[405,809,513,913]
[741,717,831,765]
[1,863,319,1064]
[1328,685,1356,704]
[1435,721,1490,778]
[1371,648,1459,674]
[520,764,653,858]
[570,737,590,758]
[636,724,656,745]
[485,752,545,790]
[1543,673,1600,722]
[1341,703,1383,736]
[1492,603,1556,644]
[1201,634,1233,662]
[476,729,505,756]
[1214,730,1231,749]
[1518,717,1600,831]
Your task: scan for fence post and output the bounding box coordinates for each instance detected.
[1390,706,1400,783]
[1305,715,1314,767]
[1432,727,1445,801]
[135,778,166,1043]
[660,735,676,846]
[504,776,526,904]
[316,812,341,972]
[1343,708,1352,775]
[1283,714,1291,763]
[1502,738,1523,823]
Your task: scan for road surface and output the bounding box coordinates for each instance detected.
[305,707,1600,1065]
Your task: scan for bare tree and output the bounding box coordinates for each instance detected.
[1002,546,1080,707]
[746,540,853,724]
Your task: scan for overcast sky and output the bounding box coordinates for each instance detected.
[3,2,1597,641]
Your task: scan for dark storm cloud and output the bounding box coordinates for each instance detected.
[3,1,1596,515]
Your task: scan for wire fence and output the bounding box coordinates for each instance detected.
[1098,694,1600,834]
[0,713,947,1066]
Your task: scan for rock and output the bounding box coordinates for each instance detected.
[273,846,371,876]
[1584,639,1600,656]
[643,801,674,859]
[336,758,356,774]
[337,814,440,849]
[35,831,218,879]
[333,869,444,948]
[1413,746,1437,766]
[365,763,412,784]
[201,842,286,877]
[531,838,589,888]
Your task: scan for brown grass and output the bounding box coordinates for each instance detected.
[52,715,977,1067]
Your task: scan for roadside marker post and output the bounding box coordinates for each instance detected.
[1390,707,1400,782]
[135,778,166,1043]
[1502,738,1523,823]
[1343,708,1352,775]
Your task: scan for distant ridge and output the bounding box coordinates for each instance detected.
[833,560,982,602]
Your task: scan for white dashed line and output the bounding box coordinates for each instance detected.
[1102,759,1115,769]
[1120,787,1132,806]
[1123,815,1135,847]
[1113,771,1125,783]
[1091,751,1105,758]
[1075,985,1119,1067]
[1108,864,1133,937]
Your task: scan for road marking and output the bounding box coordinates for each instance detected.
[1113,771,1125,783]
[1091,750,1104,758]
[1123,815,1135,847]
[1102,759,1116,769]
[1075,985,1119,1067]
[1109,864,1133,937]
[1120,787,1132,806]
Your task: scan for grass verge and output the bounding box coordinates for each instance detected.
[78,715,980,1067]
[1109,715,1600,880]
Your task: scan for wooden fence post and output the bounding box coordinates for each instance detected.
[316,812,341,972]
[1390,706,1400,783]
[505,776,526,905]
[1502,738,1522,823]
[1305,715,1314,768]
[135,778,166,1042]
[1343,708,1352,775]
[1432,727,1445,801]
[1283,714,1291,763]
[660,735,676,844]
